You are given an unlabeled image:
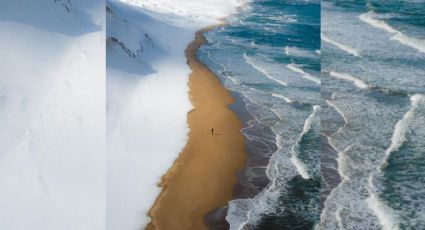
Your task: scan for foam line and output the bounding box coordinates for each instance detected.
[327,136,351,181]
[335,207,344,229]
[284,46,290,55]
[365,95,425,230]
[329,71,369,89]
[271,93,293,103]
[291,105,320,179]
[302,105,320,137]
[379,94,424,171]
[326,100,348,124]
[359,11,425,53]
[207,51,227,70]
[359,12,398,33]
[291,156,311,180]
[366,176,400,230]
[287,64,320,85]
[284,46,318,58]
[243,53,288,86]
[391,33,425,53]
[321,33,360,57]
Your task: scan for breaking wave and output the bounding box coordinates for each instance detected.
[243,53,288,86]
[287,64,320,85]
[321,33,360,57]
[329,71,369,89]
[359,11,425,53]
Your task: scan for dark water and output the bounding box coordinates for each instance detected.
[199,0,425,229]
[321,0,425,229]
[198,0,321,229]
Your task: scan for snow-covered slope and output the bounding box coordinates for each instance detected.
[0,0,105,229]
[106,0,244,229]
[123,0,243,27]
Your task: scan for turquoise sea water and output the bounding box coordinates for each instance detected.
[198,0,320,229]
[199,0,424,229]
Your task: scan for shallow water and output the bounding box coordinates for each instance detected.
[198,0,320,229]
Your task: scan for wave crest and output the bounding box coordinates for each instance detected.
[359,11,425,53]
[243,53,288,86]
[329,71,369,89]
[287,64,321,85]
[321,33,360,57]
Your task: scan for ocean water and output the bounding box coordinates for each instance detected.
[321,1,425,230]
[198,0,321,229]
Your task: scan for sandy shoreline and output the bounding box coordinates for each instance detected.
[146,27,247,230]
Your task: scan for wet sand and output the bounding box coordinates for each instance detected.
[146,27,247,230]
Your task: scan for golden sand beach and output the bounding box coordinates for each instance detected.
[146,27,247,230]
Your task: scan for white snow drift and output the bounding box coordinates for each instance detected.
[106,0,244,229]
[0,0,105,229]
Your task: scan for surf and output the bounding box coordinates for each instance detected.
[325,100,348,125]
[243,53,288,86]
[284,46,318,58]
[287,64,320,85]
[321,33,360,57]
[359,11,425,53]
[365,94,424,230]
[272,93,294,103]
[290,105,320,180]
[366,176,400,230]
[379,94,424,171]
[329,71,369,89]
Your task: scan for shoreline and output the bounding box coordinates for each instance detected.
[146,27,247,229]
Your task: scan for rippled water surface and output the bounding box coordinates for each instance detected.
[321,1,425,229]
[199,0,321,229]
[199,0,424,229]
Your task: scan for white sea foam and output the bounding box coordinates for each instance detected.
[284,46,290,55]
[284,46,318,58]
[321,33,361,57]
[291,156,311,180]
[243,53,288,86]
[228,153,293,230]
[379,94,424,171]
[329,71,369,89]
[365,95,425,230]
[207,50,227,70]
[326,100,348,124]
[287,18,298,23]
[335,207,344,229]
[287,64,320,85]
[337,144,353,182]
[320,160,347,228]
[391,33,425,53]
[272,93,293,103]
[331,92,336,100]
[227,75,241,84]
[326,135,351,182]
[359,11,425,53]
[302,105,320,137]
[359,12,398,33]
[228,103,307,229]
[325,99,349,139]
[367,176,400,230]
[291,105,320,179]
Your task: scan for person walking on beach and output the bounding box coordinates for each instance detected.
[211,128,214,135]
